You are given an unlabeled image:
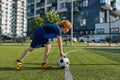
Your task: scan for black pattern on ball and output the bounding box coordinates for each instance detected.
[60,59,64,63]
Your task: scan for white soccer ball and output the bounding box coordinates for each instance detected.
[57,57,70,68]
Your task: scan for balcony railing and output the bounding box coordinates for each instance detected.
[100,2,112,10]
[112,8,120,16]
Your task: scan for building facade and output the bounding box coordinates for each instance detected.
[94,0,120,38]
[95,19,120,36]
[75,0,120,37]
[0,0,27,37]
[27,0,120,37]
[27,0,80,36]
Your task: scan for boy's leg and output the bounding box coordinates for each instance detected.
[41,44,51,68]
[43,44,51,63]
[19,47,34,61]
[15,47,34,70]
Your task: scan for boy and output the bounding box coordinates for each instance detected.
[15,20,72,70]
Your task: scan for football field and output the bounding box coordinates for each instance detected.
[0,46,120,80]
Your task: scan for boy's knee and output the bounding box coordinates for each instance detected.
[28,47,34,52]
[48,45,51,49]
[46,44,51,50]
[29,49,34,52]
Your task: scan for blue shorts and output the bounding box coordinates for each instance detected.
[30,35,50,48]
[30,28,50,48]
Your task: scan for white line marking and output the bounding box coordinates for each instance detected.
[64,67,73,80]
[64,50,80,80]
[65,49,80,55]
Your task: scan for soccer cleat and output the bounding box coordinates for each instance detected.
[41,63,51,69]
[15,60,22,70]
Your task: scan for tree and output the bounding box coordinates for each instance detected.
[44,10,60,24]
[32,11,60,33]
[32,17,44,32]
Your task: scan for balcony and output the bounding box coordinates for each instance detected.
[112,8,120,16]
[58,8,68,13]
[100,2,112,10]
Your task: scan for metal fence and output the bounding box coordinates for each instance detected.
[0,34,120,47]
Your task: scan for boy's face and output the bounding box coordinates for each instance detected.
[61,28,69,33]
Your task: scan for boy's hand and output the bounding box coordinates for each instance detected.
[60,52,66,58]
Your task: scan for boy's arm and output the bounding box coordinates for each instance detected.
[56,35,65,57]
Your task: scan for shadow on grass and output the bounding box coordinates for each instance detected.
[22,66,62,71]
[1,63,120,71]
[24,62,58,65]
[0,67,15,71]
[0,66,62,71]
[24,63,120,65]
[86,48,120,54]
[70,63,120,66]
[22,63,62,70]
[24,62,41,65]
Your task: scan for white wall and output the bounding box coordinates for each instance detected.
[95,19,120,34]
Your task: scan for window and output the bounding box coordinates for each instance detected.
[96,28,104,34]
[83,0,88,7]
[36,0,40,2]
[28,0,34,3]
[111,28,119,33]
[80,19,86,26]
[100,0,110,5]
[22,1,24,6]
[60,3,65,9]
[36,2,40,7]
[47,0,52,4]
[100,0,105,3]
[36,10,40,15]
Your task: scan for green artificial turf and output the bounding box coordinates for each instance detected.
[0,46,120,80]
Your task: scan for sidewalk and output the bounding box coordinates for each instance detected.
[88,42,120,47]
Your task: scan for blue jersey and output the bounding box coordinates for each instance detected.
[30,24,62,48]
[40,24,62,38]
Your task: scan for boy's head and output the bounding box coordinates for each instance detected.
[59,20,72,29]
